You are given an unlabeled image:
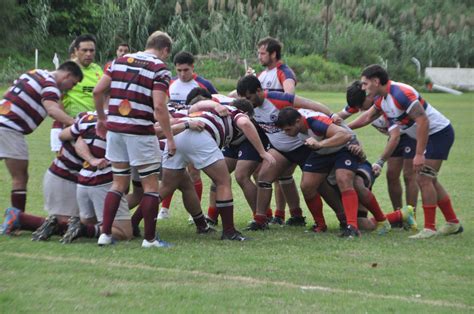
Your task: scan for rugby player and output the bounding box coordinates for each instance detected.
[349,65,462,239]
[94,31,176,248]
[0,61,82,212]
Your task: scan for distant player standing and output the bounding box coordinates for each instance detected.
[350,65,462,239]
[94,31,176,248]
[104,42,130,72]
[0,61,82,212]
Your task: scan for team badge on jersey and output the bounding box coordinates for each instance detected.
[0,101,12,115]
[405,146,411,153]
[127,57,135,63]
[345,160,352,166]
[87,114,95,121]
[83,160,90,168]
[118,99,132,116]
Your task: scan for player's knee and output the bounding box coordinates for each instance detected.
[111,220,133,241]
[234,170,251,186]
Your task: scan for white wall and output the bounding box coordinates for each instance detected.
[425,67,474,91]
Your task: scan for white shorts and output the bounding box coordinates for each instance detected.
[77,183,130,222]
[50,128,62,152]
[163,130,223,170]
[43,170,79,216]
[0,127,28,160]
[105,131,161,167]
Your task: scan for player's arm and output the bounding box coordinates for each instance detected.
[93,75,112,138]
[305,123,352,150]
[293,96,332,116]
[235,116,275,165]
[347,105,381,130]
[155,119,205,138]
[59,125,74,141]
[335,110,352,120]
[372,126,401,177]
[153,90,175,155]
[42,100,74,126]
[407,100,429,172]
[188,100,229,116]
[74,136,108,169]
[282,79,296,94]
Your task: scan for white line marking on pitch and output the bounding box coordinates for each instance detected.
[4,252,473,310]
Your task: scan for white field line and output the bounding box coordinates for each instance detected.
[4,252,474,310]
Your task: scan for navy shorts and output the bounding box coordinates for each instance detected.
[276,145,313,168]
[223,139,262,162]
[391,134,416,159]
[425,124,454,160]
[356,160,376,189]
[303,148,359,173]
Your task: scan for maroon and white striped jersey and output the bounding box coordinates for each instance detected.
[48,140,83,183]
[0,69,60,134]
[185,105,247,148]
[70,112,112,186]
[105,52,171,135]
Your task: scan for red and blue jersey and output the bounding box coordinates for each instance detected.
[258,62,297,92]
[168,73,218,106]
[253,91,303,152]
[374,81,450,138]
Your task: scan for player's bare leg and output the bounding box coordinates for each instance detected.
[5,158,28,211]
[386,157,403,210]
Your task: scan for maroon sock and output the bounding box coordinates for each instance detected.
[274,209,285,220]
[57,220,69,235]
[289,207,303,218]
[102,190,123,235]
[217,199,235,234]
[131,207,143,229]
[255,214,267,226]
[18,212,44,231]
[81,223,99,238]
[142,193,161,241]
[11,190,27,212]
[192,212,208,231]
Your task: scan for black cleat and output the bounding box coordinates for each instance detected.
[244,220,269,231]
[339,224,361,239]
[269,216,285,225]
[60,216,82,244]
[205,216,218,227]
[197,225,217,234]
[339,222,348,232]
[221,230,249,241]
[32,215,58,241]
[285,216,307,226]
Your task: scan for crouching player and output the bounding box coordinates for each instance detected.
[59,112,132,243]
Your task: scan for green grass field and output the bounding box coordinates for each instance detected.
[1,91,473,312]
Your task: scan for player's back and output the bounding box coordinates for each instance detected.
[106,52,171,135]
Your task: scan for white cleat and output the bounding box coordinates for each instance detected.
[157,207,170,220]
[97,233,114,246]
[408,228,437,239]
[142,238,173,248]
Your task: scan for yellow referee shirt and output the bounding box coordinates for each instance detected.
[63,63,103,117]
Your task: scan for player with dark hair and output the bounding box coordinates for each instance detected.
[276,107,392,237]
[158,51,218,220]
[0,61,82,215]
[50,34,103,152]
[337,81,419,226]
[236,75,334,231]
[94,30,176,248]
[104,42,130,72]
[349,64,462,239]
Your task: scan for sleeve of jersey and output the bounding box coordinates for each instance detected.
[153,67,171,92]
[41,79,61,102]
[266,91,295,109]
[374,97,383,110]
[392,85,419,110]
[277,65,297,85]
[307,116,331,137]
[69,118,83,139]
[196,76,218,94]
[343,104,359,115]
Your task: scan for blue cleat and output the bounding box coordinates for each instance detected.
[0,207,21,235]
